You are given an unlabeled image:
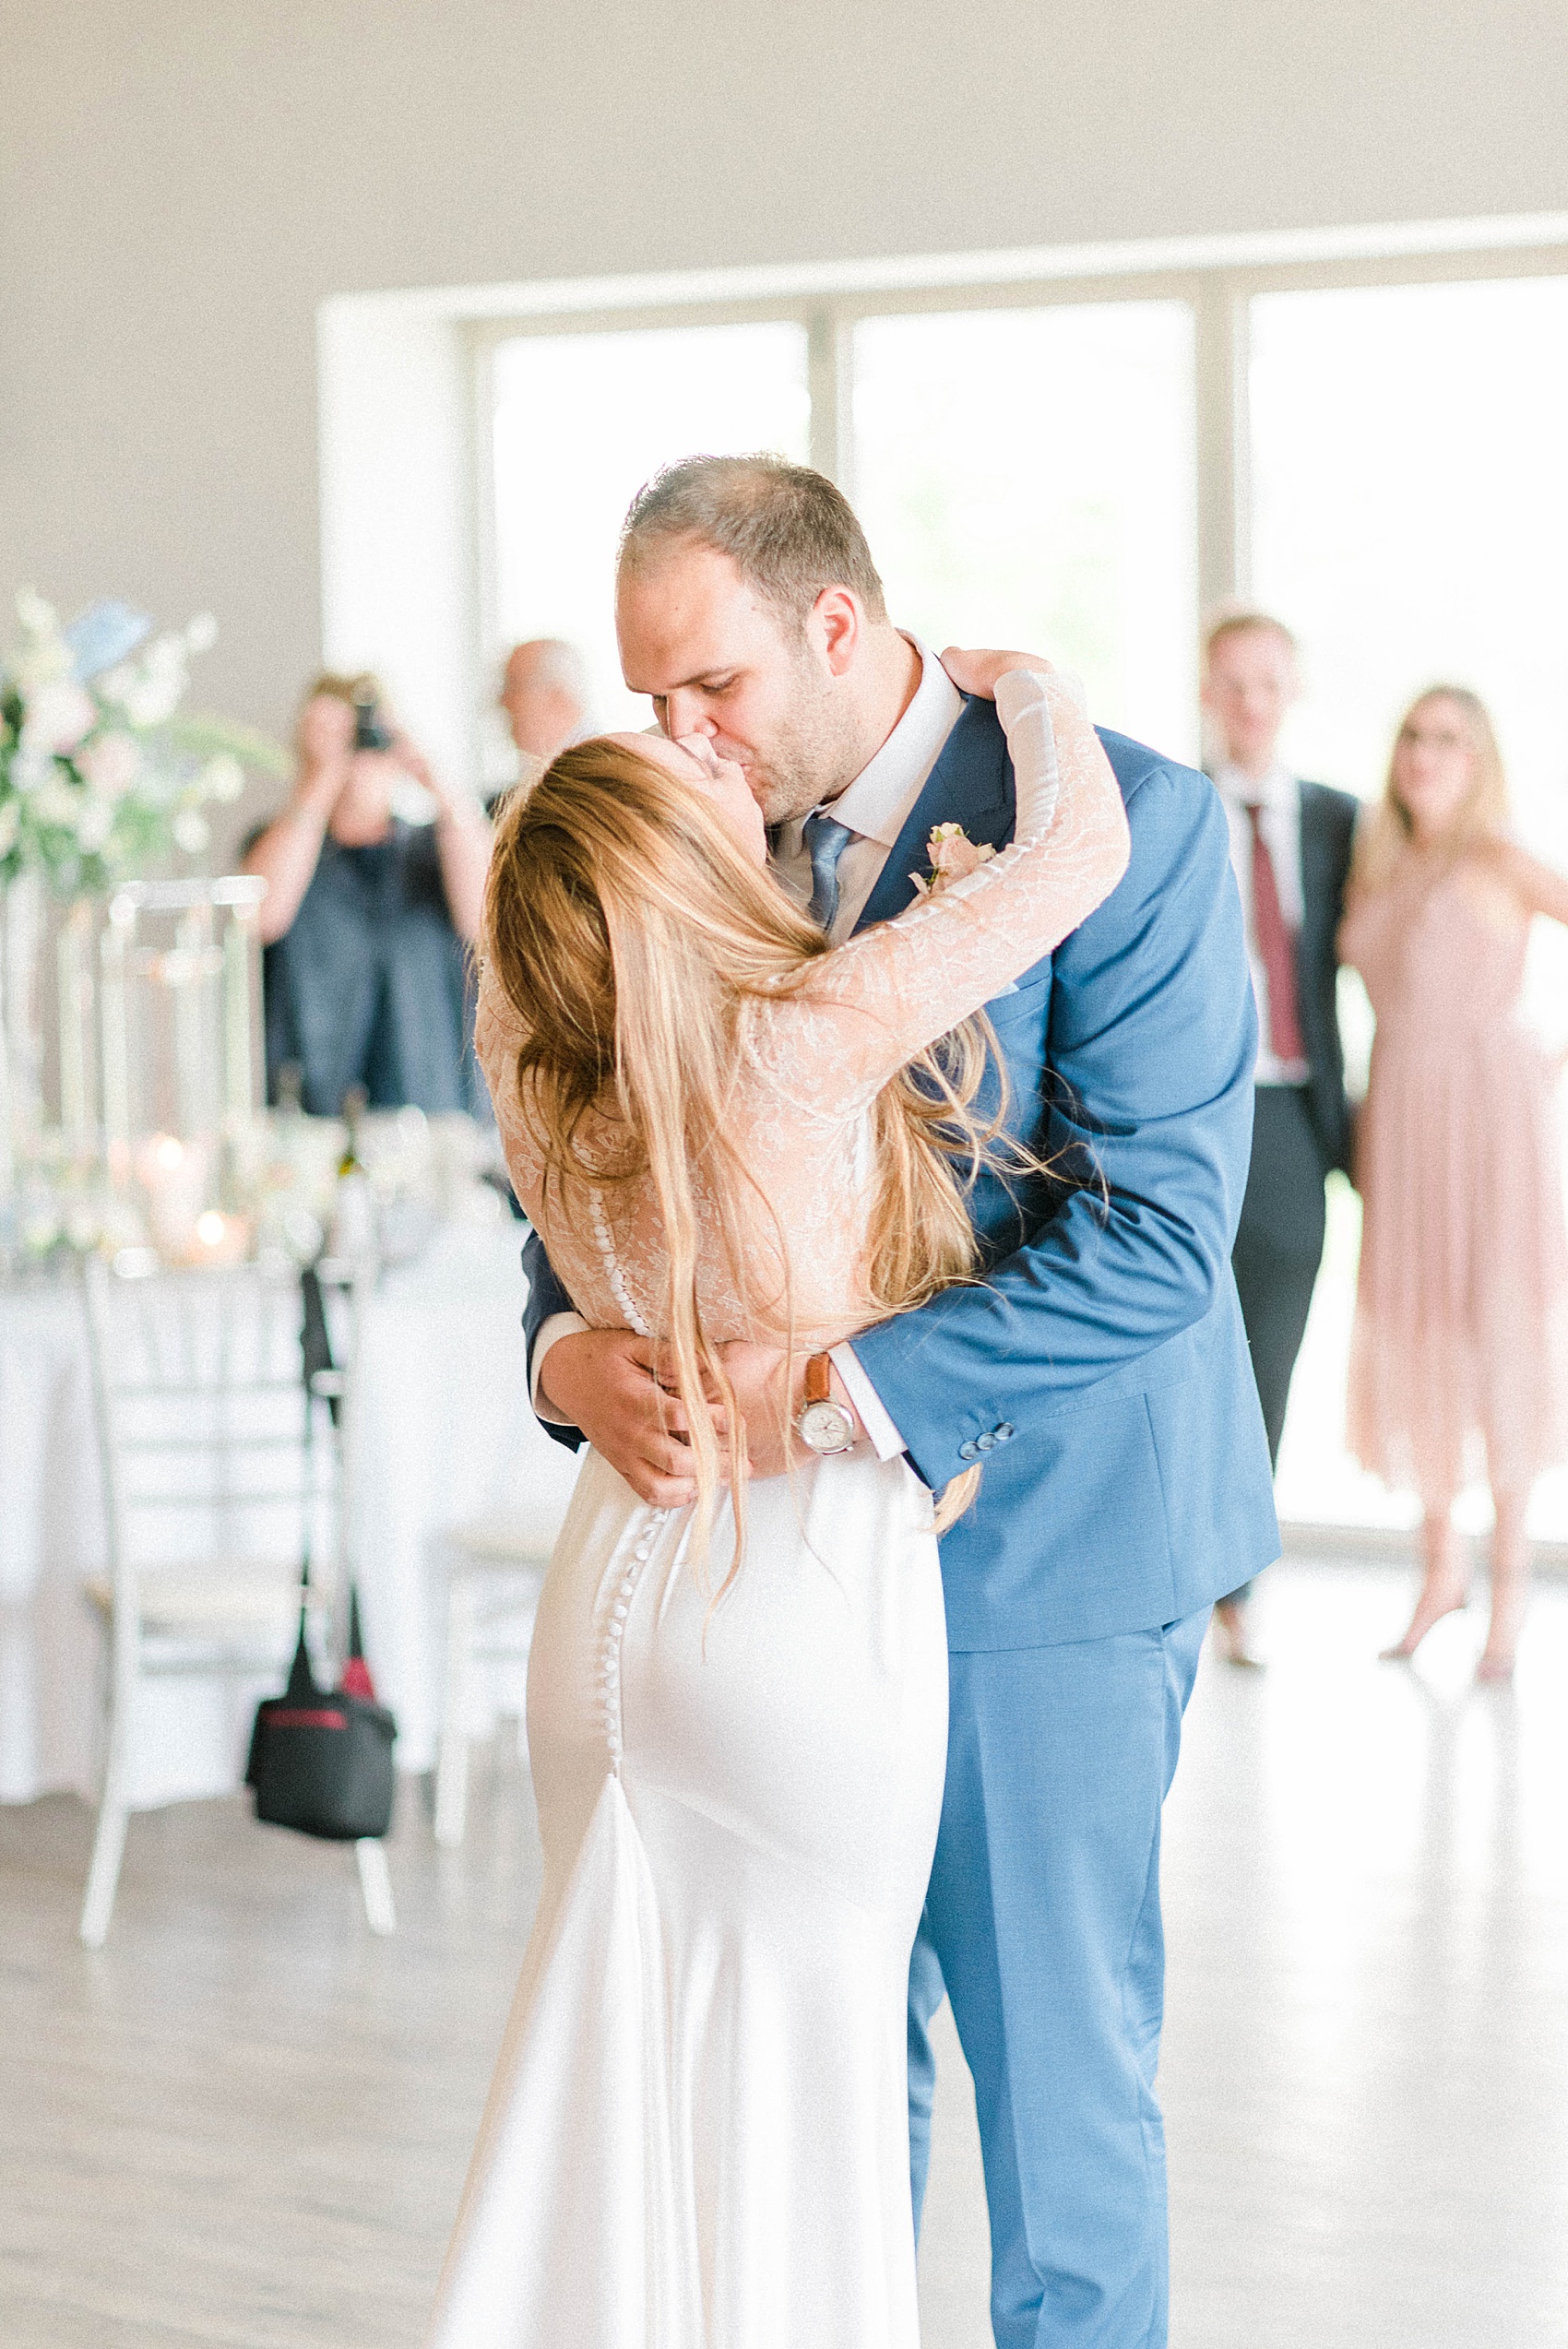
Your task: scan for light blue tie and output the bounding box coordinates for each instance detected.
[802,813,855,933]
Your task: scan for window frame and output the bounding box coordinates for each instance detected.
[469,235,1568,719]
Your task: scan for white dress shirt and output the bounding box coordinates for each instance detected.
[531,640,966,1460]
[1213,759,1311,1088]
[768,642,964,941]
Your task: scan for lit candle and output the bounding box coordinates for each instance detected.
[186,1207,250,1266]
[137,1133,200,1258]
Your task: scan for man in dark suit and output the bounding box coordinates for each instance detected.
[1203,611,1360,1665]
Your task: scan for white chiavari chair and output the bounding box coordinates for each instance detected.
[77,1251,392,1944]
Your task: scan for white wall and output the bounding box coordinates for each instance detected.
[3,0,1566,813]
[316,299,477,787]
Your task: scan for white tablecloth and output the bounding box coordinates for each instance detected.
[0,1221,582,1807]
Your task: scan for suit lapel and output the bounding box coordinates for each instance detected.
[854,696,1013,935]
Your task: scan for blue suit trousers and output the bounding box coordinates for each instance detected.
[909,1608,1209,2348]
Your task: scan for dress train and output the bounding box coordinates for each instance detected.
[427,1447,948,2349]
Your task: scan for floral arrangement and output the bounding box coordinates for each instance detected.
[910,820,997,899]
[0,590,285,897]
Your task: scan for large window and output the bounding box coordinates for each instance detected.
[490,321,811,737]
[1251,274,1568,855]
[1250,274,1568,1536]
[485,296,1198,763]
[477,243,1568,1537]
[851,302,1196,758]
[487,270,1568,817]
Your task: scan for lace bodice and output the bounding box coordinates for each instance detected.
[476,670,1131,1353]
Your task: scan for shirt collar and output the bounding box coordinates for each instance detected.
[1215,758,1298,815]
[819,638,964,848]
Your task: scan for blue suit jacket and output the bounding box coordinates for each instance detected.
[522,697,1279,1652]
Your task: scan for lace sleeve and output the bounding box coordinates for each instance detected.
[751,669,1131,1118]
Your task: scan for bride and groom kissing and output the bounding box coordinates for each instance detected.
[429,455,1277,2348]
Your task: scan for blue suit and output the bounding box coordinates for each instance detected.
[522,699,1278,2346]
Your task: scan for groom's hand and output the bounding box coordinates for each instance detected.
[939,647,1054,700]
[539,1330,719,1507]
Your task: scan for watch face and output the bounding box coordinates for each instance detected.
[798,1399,855,1454]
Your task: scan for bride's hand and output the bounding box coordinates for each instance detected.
[939,647,1056,701]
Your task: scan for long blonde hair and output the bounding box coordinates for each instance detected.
[1352,685,1510,892]
[484,738,1028,1590]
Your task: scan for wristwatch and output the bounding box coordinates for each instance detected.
[794,1352,859,1456]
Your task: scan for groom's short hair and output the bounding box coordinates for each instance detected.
[619,455,888,627]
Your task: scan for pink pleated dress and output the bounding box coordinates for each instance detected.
[1340,848,1568,1505]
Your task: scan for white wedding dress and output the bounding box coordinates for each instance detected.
[428,671,1129,2349]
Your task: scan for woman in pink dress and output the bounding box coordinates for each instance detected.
[1340,686,1568,1679]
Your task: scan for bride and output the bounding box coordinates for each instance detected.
[427,649,1130,2348]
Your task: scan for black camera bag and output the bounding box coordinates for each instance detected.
[244,1270,396,1842]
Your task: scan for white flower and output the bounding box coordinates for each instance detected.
[184,612,218,655]
[77,730,141,799]
[0,801,19,856]
[76,797,115,853]
[200,752,244,804]
[15,587,58,637]
[101,634,189,727]
[172,806,210,854]
[33,770,83,830]
[9,745,49,796]
[20,678,96,754]
[8,590,74,693]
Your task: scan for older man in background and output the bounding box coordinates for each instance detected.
[1203,612,1359,1666]
[497,637,590,767]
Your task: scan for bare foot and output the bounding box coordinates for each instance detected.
[1214,1597,1264,1669]
[1379,1572,1469,1661]
[1478,1491,1528,1689]
[1476,1583,1525,1685]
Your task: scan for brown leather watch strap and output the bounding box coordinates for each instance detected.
[802,1352,832,1406]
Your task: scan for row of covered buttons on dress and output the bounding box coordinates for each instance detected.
[600,1505,671,1774]
[956,1421,1016,1464]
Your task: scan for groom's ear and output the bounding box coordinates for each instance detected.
[810,587,864,680]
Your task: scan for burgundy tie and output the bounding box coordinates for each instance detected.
[1244,802,1305,1065]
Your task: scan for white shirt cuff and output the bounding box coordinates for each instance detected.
[531,1311,590,1420]
[829,1343,907,1462]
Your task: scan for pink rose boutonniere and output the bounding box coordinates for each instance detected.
[910,821,996,899]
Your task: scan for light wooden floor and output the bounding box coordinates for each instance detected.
[0,1758,543,2348]
[4,1560,1567,2348]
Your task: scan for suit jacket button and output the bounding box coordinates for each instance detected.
[958,1441,979,1462]
[995,1423,1014,1441]
[975,1432,996,1452]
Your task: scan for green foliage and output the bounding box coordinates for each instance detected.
[0,593,284,900]
[163,711,291,779]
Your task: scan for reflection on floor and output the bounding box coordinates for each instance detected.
[1161,1556,1568,2349]
[1,1560,1565,2348]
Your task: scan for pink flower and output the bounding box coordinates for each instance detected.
[925,822,996,886]
[77,730,141,798]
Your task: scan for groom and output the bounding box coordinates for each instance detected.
[522,456,1277,2347]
